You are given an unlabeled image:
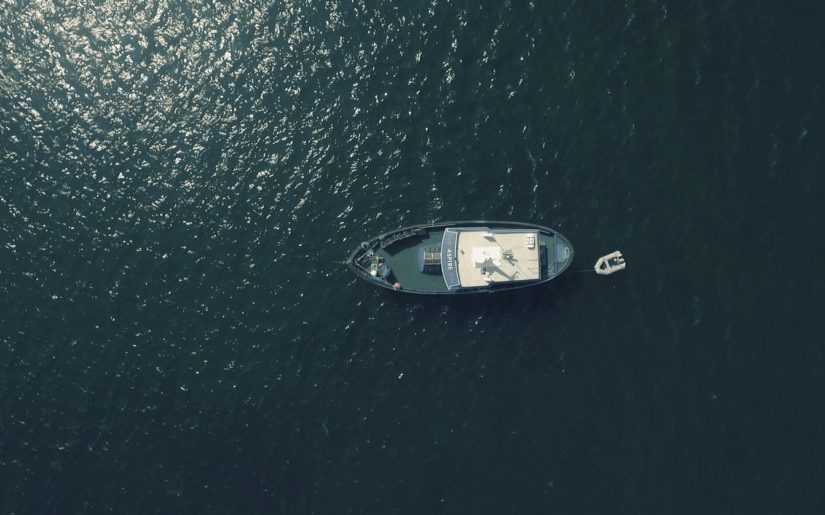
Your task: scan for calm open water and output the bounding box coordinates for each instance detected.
[2,0,824,513]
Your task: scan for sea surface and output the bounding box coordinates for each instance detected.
[2,0,824,513]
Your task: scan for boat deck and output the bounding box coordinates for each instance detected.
[377,231,449,292]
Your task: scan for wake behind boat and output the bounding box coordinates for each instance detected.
[347,221,574,294]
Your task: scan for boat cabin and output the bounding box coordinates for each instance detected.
[437,228,542,290]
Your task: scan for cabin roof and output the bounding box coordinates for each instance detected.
[441,228,540,289]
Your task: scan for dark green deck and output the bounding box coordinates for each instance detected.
[377,230,450,292]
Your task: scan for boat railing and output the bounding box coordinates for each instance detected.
[379,228,419,249]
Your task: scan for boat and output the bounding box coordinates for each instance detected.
[594,251,626,275]
[347,221,574,294]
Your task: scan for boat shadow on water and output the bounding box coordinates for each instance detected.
[366,267,582,323]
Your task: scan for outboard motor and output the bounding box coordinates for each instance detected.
[417,246,442,274]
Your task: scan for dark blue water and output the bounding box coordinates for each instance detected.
[2,1,824,513]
